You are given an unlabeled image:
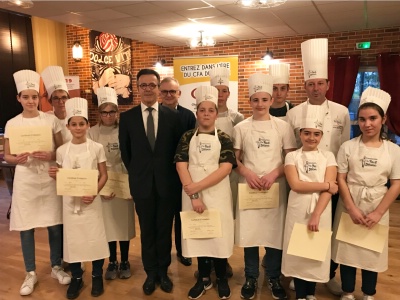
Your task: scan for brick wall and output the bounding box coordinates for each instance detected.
[66,25,400,123]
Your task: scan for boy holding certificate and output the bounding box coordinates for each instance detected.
[332,87,400,300]
[88,87,135,281]
[233,73,296,300]
[175,86,236,300]
[4,69,68,296]
[49,97,109,299]
[282,105,338,300]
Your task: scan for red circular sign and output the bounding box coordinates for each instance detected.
[99,33,118,52]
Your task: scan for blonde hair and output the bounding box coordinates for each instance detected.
[98,102,119,127]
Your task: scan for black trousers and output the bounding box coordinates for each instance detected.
[70,259,104,278]
[134,184,176,277]
[330,193,339,279]
[340,264,377,296]
[174,197,183,256]
[198,257,227,279]
[293,278,316,299]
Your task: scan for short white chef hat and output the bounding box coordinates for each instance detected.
[97,87,118,107]
[300,104,324,131]
[195,86,218,107]
[66,97,88,121]
[247,73,274,97]
[41,66,68,98]
[209,66,230,87]
[301,38,328,81]
[269,63,290,84]
[359,86,391,113]
[13,69,40,93]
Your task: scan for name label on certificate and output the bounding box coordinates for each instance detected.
[238,183,279,210]
[8,126,52,154]
[57,169,98,196]
[100,171,130,199]
[180,209,222,239]
[287,223,332,261]
[336,212,389,253]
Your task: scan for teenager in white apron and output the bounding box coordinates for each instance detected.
[233,73,296,300]
[175,86,236,300]
[332,88,400,300]
[282,105,338,300]
[4,70,69,296]
[209,66,244,278]
[49,98,109,299]
[88,87,135,281]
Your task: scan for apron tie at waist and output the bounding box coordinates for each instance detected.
[348,183,388,206]
[73,198,81,214]
[307,192,320,215]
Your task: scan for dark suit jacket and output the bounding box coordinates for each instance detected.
[177,104,196,132]
[119,103,183,199]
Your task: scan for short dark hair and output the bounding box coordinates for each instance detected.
[136,69,160,83]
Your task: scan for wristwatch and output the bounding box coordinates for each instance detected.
[189,193,199,200]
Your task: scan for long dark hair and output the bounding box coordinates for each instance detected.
[357,102,387,140]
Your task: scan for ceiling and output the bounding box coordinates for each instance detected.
[2,0,400,47]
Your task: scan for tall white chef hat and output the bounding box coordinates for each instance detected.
[13,69,40,93]
[66,97,88,121]
[247,73,274,97]
[301,38,328,81]
[195,86,218,107]
[209,66,230,87]
[359,86,391,114]
[300,104,324,131]
[41,66,68,98]
[97,87,118,107]
[269,63,290,84]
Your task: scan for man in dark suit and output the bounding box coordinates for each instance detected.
[119,69,183,295]
[159,77,196,267]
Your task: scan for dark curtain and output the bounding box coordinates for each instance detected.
[0,9,35,131]
[377,52,400,136]
[327,55,360,107]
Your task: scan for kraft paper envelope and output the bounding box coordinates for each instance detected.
[180,209,222,239]
[238,183,279,210]
[336,212,388,253]
[287,223,332,261]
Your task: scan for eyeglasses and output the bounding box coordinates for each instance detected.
[52,96,68,102]
[160,90,179,96]
[138,83,158,90]
[100,111,117,117]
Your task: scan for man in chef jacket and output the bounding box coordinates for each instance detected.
[286,38,350,296]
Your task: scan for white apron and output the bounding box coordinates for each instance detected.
[96,126,135,242]
[62,141,109,263]
[332,137,391,272]
[10,113,62,231]
[282,149,331,282]
[181,129,234,258]
[216,112,240,217]
[235,118,288,249]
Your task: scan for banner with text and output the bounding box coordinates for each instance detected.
[173,56,238,112]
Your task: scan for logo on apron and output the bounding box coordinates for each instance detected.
[304,161,317,173]
[106,142,119,152]
[362,156,378,168]
[256,138,270,148]
[198,142,211,153]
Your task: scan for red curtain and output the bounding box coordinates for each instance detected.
[377,52,400,136]
[327,55,361,107]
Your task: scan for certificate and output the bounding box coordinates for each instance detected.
[287,223,332,261]
[57,169,98,196]
[336,212,389,253]
[100,171,130,199]
[8,126,52,154]
[238,183,279,210]
[180,209,222,239]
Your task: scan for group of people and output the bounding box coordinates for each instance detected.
[3,37,399,300]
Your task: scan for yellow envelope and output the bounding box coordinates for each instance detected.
[336,212,388,253]
[287,223,332,261]
[238,182,279,210]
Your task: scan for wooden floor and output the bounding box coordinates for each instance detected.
[0,176,398,300]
